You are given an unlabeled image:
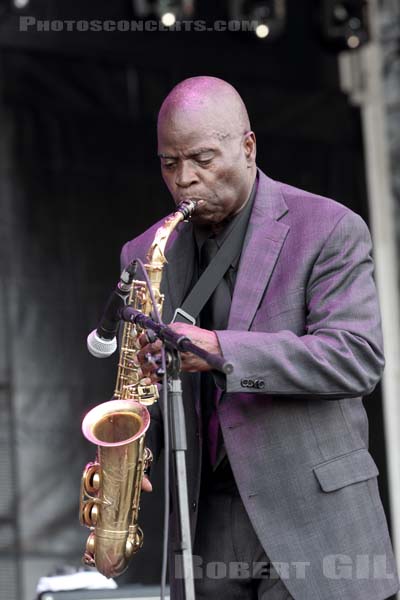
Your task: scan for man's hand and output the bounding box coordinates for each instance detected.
[141,475,152,492]
[136,322,222,382]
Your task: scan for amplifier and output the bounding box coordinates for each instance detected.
[38,586,169,600]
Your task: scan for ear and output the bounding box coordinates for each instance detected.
[244,131,256,164]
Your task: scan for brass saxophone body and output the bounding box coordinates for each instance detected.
[79,200,197,578]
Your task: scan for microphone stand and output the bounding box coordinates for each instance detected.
[166,346,194,600]
[120,307,233,600]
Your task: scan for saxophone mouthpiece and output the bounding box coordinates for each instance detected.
[177,199,197,220]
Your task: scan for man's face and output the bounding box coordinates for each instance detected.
[158,110,255,226]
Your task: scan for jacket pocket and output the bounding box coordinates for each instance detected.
[313,448,379,492]
[251,288,306,333]
[259,287,305,320]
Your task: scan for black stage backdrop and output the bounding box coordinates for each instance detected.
[0,2,391,598]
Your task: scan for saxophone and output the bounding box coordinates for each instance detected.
[79,200,197,578]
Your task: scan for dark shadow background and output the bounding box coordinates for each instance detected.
[0,1,392,598]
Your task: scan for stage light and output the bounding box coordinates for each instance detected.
[347,34,361,48]
[255,23,270,38]
[132,0,195,21]
[161,11,176,26]
[319,0,369,50]
[13,0,29,7]
[228,1,286,41]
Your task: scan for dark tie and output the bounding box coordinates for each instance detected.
[199,236,231,467]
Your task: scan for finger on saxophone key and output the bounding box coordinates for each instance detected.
[138,331,160,347]
[138,332,148,347]
[136,340,163,365]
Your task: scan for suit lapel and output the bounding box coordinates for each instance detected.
[228,171,290,331]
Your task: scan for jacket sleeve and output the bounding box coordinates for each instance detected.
[216,211,385,399]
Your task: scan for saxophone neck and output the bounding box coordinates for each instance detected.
[145,200,197,267]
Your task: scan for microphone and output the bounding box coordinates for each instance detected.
[87,260,137,358]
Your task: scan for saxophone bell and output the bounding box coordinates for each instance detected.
[79,400,151,578]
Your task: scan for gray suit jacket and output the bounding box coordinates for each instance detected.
[121,169,399,600]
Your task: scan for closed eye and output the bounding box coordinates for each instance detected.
[194,152,214,165]
[161,161,177,170]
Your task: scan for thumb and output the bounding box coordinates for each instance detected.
[142,475,153,492]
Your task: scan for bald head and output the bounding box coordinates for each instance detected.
[158,76,251,140]
[157,76,257,227]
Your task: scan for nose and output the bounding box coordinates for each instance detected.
[175,161,198,188]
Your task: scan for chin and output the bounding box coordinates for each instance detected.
[192,217,225,229]
[190,215,209,226]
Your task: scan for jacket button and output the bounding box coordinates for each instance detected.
[192,501,197,511]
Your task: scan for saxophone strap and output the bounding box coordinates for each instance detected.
[172,213,244,325]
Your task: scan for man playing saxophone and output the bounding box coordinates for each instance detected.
[123,76,399,600]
